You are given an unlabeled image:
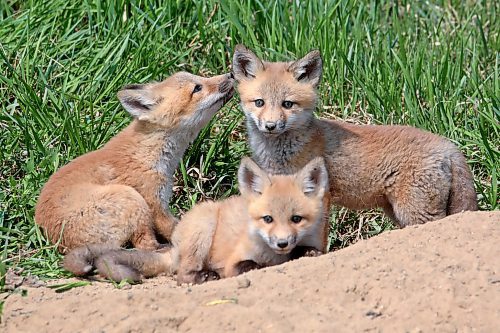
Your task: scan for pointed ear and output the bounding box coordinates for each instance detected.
[117,84,158,119]
[232,44,264,81]
[238,157,272,196]
[288,50,323,88]
[296,157,329,197]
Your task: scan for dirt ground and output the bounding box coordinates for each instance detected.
[2,210,499,332]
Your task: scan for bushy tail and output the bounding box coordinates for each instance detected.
[63,244,118,276]
[447,152,478,215]
[63,244,173,283]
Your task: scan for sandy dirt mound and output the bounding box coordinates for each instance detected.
[2,211,499,332]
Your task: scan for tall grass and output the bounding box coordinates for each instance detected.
[0,0,498,278]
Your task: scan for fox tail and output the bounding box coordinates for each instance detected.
[63,244,173,283]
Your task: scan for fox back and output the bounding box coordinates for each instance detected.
[232,45,477,228]
[36,72,234,252]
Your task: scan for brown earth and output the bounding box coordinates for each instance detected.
[2,210,499,332]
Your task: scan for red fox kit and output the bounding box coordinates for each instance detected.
[232,45,477,231]
[35,72,234,253]
[63,156,329,284]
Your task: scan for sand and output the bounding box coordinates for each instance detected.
[2,210,499,332]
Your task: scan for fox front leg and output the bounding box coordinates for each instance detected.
[223,259,262,278]
[235,260,262,274]
[290,246,324,260]
[153,210,179,241]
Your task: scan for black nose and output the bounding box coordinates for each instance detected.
[219,80,233,93]
[277,240,288,249]
[265,122,277,131]
[229,72,234,79]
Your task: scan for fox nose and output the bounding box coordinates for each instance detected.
[219,79,234,94]
[265,122,277,131]
[277,240,288,249]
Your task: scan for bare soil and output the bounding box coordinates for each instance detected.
[2,210,499,332]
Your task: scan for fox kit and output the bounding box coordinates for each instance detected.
[35,72,234,253]
[232,44,477,233]
[63,157,329,284]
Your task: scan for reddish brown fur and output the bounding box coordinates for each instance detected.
[63,157,329,284]
[232,45,477,229]
[171,157,328,283]
[36,72,234,253]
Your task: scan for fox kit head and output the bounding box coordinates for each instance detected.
[117,72,234,130]
[232,45,322,136]
[238,157,328,254]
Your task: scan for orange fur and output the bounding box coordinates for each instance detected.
[232,45,477,230]
[36,72,234,253]
[63,157,329,284]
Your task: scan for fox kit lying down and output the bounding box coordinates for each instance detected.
[63,157,329,284]
[35,72,234,253]
[232,45,477,231]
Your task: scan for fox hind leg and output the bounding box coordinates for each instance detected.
[390,199,448,227]
[61,184,159,250]
[387,162,451,227]
[175,245,212,285]
[153,211,179,242]
[173,212,217,284]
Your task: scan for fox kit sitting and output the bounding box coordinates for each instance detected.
[35,72,234,253]
[232,45,477,235]
[63,156,329,284]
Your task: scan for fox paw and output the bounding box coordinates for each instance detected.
[194,270,220,284]
[291,246,323,260]
[303,248,323,257]
[235,260,262,275]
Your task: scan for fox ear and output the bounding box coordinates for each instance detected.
[238,157,271,196]
[296,157,328,197]
[117,84,158,119]
[232,44,264,81]
[288,50,323,88]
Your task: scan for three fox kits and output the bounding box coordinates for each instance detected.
[63,157,329,284]
[35,72,234,253]
[232,45,477,230]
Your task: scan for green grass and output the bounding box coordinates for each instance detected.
[0,0,498,280]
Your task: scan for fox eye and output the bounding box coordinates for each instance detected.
[291,215,302,223]
[254,99,265,107]
[262,215,273,223]
[193,84,202,93]
[282,101,294,109]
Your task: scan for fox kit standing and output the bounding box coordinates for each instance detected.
[232,45,477,233]
[35,72,234,253]
[63,157,329,284]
